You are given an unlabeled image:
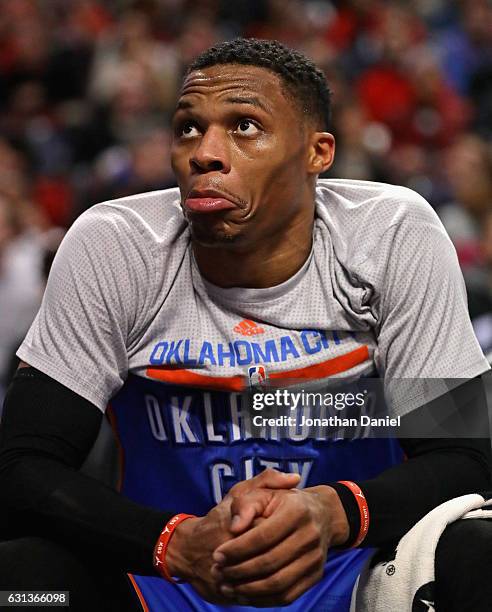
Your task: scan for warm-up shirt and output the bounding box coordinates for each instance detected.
[18,179,489,513]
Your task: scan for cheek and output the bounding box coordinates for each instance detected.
[170,147,190,177]
[252,157,308,219]
[244,139,301,185]
[170,150,180,175]
[257,152,306,199]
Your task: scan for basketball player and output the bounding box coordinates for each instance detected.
[0,39,490,611]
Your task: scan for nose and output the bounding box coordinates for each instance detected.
[190,126,231,173]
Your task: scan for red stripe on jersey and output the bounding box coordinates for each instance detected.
[146,368,245,391]
[146,345,369,391]
[269,345,370,381]
[127,574,149,612]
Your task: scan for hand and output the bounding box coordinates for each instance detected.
[211,485,349,607]
[166,469,301,603]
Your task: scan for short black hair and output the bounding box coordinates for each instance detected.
[187,38,331,131]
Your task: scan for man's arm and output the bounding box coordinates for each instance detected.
[211,379,491,605]
[331,436,491,549]
[0,367,299,601]
[210,435,490,606]
[334,375,492,548]
[0,367,172,574]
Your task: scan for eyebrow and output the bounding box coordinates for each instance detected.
[224,96,271,113]
[175,99,194,111]
[175,96,271,113]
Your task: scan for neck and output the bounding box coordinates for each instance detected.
[193,211,314,289]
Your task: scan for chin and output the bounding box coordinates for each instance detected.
[192,233,240,248]
[188,219,244,248]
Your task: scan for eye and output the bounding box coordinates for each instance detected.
[179,121,200,138]
[235,119,261,136]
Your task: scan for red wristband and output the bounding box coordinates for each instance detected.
[337,481,369,547]
[153,513,196,583]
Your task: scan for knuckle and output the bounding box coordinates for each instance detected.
[255,529,269,548]
[297,501,311,521]
[238,583,254,596]
[262,554,276,574]
[313,548,325,567]
[229,493,239,507]
[229,482,243,495]
[307,523,322,543]
[266,575,282,593]
[259,467,274,481]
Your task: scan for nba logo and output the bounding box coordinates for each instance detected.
[248,366,268,389]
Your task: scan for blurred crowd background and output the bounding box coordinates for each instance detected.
[1,0,492,397]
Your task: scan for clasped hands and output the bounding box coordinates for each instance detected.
[166,469,349,607]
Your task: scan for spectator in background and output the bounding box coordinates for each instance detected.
[355,3,427,143]
[436,0,492,138]
[175,11,222,70]
[327,101,389,182]
[89,128,176,204]
[438,133,492,283]
[89,8,180,116]
[0,139,29,202]
[0,194,44,399]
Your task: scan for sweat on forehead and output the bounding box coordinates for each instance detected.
[178,64,313,127]
[182,64,278,90]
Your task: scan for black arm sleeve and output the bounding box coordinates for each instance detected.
[0,367,175,575]
[330,377,492,548]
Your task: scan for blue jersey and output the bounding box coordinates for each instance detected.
[110,375,402,611]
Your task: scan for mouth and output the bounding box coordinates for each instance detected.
[184,189,242,214]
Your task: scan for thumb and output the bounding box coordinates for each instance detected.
[229,490,273,534]
[251,468,301,490]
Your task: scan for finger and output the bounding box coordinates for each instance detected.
[253,468,300,489]
[219,523,318,582]
[227,469,300,498]
[210,563,222,580]
[229,490,274,534]
[235,571,323,608]
[191,579,238,606]
[214,495,304,564]
[220,547,324,600]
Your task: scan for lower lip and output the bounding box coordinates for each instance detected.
[184,197,237,213]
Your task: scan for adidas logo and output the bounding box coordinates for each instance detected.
[234,319,265,336]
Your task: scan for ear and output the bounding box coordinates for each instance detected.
[306,132,335,175]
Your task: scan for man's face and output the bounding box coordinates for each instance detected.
[171,64,317,249]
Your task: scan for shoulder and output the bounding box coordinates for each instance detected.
[71,187,188,249]
[315,178,443,227]
[315,178,448,265]
[51,188,190,302]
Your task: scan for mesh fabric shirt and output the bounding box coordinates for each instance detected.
[17,179,489,611]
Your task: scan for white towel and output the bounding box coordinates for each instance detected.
[350,493,492,612]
